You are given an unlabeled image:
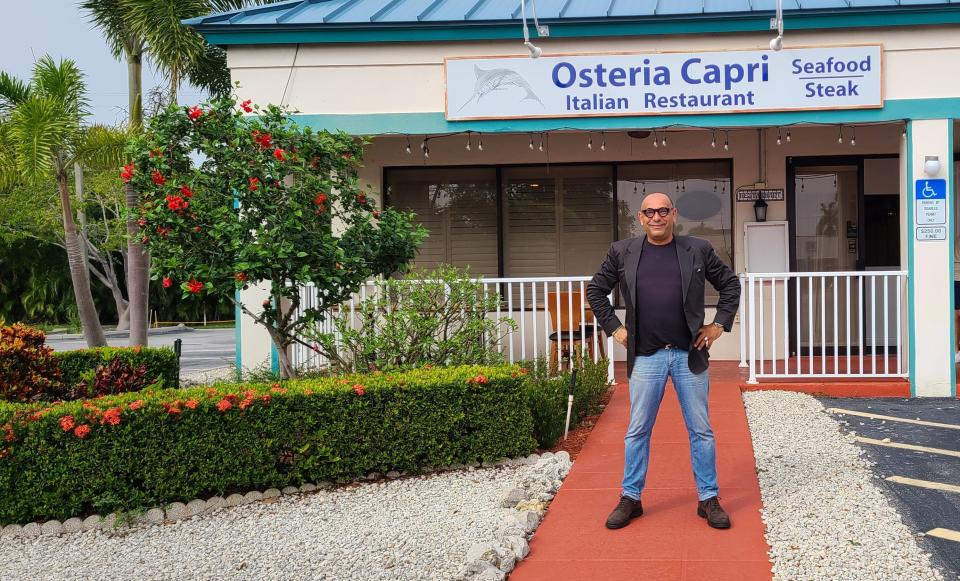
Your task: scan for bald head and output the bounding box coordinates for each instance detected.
[637,191,677,245]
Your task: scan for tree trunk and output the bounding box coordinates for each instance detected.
[58,172,107,347]
[125,181,150,346]
[125,51,149,346]
[270,330,296,379]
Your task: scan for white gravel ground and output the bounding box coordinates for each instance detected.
[0,460,555,581]
[743,391,945,581]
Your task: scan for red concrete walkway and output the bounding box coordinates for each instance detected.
[511,363,773,581]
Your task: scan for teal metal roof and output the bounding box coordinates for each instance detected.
[184,0,960,45]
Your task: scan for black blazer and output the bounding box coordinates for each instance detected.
[585,235,740,377]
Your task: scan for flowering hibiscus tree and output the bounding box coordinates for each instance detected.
[125,96,427,377]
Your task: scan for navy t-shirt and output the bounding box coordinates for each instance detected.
[634,240,692,354]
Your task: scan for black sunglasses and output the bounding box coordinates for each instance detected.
[641,207,673,218]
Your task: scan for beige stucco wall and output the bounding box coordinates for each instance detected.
[226,27,960,113]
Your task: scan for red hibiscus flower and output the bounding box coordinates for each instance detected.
[193,226,201,233]
[273,148,286,162]
[249,177,260,191]
[151,170,166,186]
[372,209,381,218]
[187,279,204,294]
[252,130,271,149]
[73,424,91,439]
[262,299,271,308]
[102,407,122,426]
[352,383,366,396]
[180,185,193,198]
[216,398,232,412]
[162,277,173,289]
[234,272,248,283]
[188,106,203,120]
[137,217,147,227]
[241,99,253,113]
[59,415,75,432]
[165,195,188,211]
[128,400,144,411]
[120,164,135,183]
[313,193,327,205]
[184,399,198,410]
[355,193,367,205]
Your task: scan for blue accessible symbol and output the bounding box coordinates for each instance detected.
[915,179,946,200]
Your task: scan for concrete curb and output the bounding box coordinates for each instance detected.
[47,325,196,341]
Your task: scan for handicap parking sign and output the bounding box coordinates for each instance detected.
[915,179,947,228]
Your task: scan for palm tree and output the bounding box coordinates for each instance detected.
[0,57,109,347]
[81,0,281,345]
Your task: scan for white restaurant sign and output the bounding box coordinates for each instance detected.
[445,45,882,121]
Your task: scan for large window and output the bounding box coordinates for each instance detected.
[386,168,498,277]
[385,161,734,300]
[502,165,613,278]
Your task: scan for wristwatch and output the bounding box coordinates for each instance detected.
[711,321,725,331]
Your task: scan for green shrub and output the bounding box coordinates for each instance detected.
[306,265,516,373]
[0,365,535,525]
[54,347,179,395]
[523,357,611,449]
[0,324,63,402]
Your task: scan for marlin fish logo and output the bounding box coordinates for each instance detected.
[458,65,544,112]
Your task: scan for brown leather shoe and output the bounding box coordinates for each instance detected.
[697,496,731,529]
[605,495,643,529]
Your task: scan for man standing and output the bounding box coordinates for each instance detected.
[586,192,740,530]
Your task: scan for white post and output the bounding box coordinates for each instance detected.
[747,274,758,384]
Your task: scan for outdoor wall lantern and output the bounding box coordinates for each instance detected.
[924,155,941,177]
[753,199,768,222]
[520,0,548,58]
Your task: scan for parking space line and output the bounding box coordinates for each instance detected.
[886,476,960,494]
[827,408,960,430]
[926,528,960,543]
[855,437,960,458]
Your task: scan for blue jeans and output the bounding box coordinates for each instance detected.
[622,348,719,502]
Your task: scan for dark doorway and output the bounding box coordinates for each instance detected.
[864,195,900,268]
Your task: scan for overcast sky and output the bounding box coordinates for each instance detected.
[1,0,206,126]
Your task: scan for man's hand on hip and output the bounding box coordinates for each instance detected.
[613,326,628,347]
[694,324,724,350]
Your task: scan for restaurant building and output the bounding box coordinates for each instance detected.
[187,0,959,397]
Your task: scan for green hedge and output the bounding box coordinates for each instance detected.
[0,365,535,525]
[524,357,611,449]
[54,347,180,390]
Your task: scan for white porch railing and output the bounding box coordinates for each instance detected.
[290,276,616,383]
[739,271,909,384]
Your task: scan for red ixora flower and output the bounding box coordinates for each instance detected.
[102,407,122,426]
[180,184,193,198]
[73,424,91,439]
[120,164,134,183]
[184,399,198,410]
[187,279,204,294]
[59,415,75,432]
[352,383,366,396]
[273,148,286,162]
[165,194,188,211]
[248,177,260,191]
[128,400,144,411]
[241,99,253,113]
[216,398,232,412]
[162,277,173,289]
[469,375,489,386]
[151,170,165,186]
[188,106,203,120]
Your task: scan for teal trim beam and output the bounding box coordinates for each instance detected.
[197,7,960,46]
[290,98,959,136]
[234,290,242,372]
[907,121,916,395]
[949,120,957,398]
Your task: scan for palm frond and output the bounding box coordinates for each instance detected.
[0,122,22,191]
[10,96,73,183]
[79,0,145,61]
[0,72,31,115]
[75,124,132,171]
[31,56,91,122]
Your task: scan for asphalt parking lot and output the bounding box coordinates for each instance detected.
[46,327,235,375]
[820,397,960,579]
